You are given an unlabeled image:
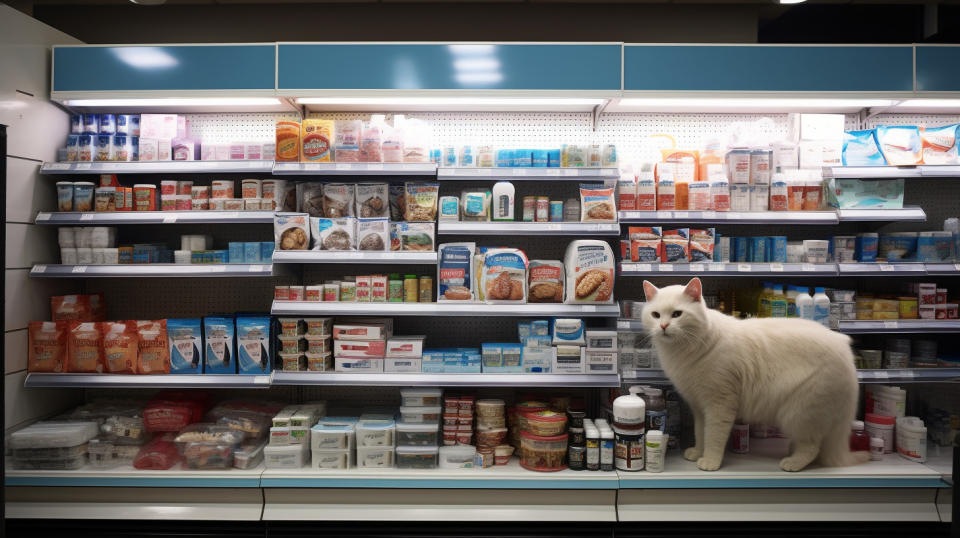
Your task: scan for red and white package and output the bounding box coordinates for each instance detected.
[133,434,181,470]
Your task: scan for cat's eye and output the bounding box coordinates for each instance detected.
[672,311,682,318]
[651,311,660,319]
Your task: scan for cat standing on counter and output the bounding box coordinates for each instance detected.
[641,278,869,472]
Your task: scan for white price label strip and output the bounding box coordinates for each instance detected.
[563,169,578,176]
[48,163,70,170]
[248,265,265,273]
[709,264,724,272]
[33,265,47,273]
[208,266,227,273]
[71,265,87,273]
[702,211,717,219]
[689,264,705,272]
[80,213,94,221]
[769,263,784,272]
[874,370,889,379]
[336,163,351,171]
[478,169,493,176]
[546,169,560,176]
[618,320,630,330]
[163,216,177,224]
[673,211,688,219]
[738,264,752,272]
[883,321,899,329]
[635,264,652,272]
[512,169,525,176]
[36,213,51,221]
[954,263,960,272]
[547,224,562,231]
[802,263,816,272]
[582,305,597,312]
[367,164,384,171]
[659,264,674,272]
[879,264,895,272]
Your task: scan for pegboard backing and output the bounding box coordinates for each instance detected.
[865,113,960,129]
[184,112,300,144]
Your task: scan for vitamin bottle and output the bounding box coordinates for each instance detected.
[644,430,666,473]
[599,425,615,472]
[785,285,798,318]
[850,420,871,451]
[813,287,831,327]
[770,284,788,318]
[796,286,814,320]
[585,424,600,471]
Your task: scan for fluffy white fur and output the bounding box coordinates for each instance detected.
[641,278,870,472]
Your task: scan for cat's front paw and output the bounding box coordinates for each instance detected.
[696,456,722,471]
[683,447,703,462]
[779,456,811,472]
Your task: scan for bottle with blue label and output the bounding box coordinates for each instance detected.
[812,287,831,327]
[770,284,788,318]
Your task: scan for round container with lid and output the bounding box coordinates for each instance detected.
[403,274,419,302]
[476,399,505,418]
[522,410,568,436]
[567,409,586,429]
[613,394,646,428]
[865,413,895,454]
[520,431,568,472]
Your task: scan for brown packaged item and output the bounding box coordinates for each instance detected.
[51,293,106,322]
[67,321,104,373]
[101,321,139,374]
[528,260,564,303]
[275,121,301,162]
[28,321,68,373]
[136,320,170,374]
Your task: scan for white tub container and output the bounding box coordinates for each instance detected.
[400,388,443,407]
[357,446,395,468]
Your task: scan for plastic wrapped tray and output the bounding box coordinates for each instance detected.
[11,455,86,470]
[9,421,98,450]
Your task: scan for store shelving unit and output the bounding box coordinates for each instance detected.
[925,263,960,276]
[619,262,838,277]
[437,221,620,236]
[837,262,927,276]
[618,210,839,225]
[836,207,927,222]
[272,372,621,387]
[621,367,960,385]
[271,301,620,317]
[823,165,960,179]
[272,251,437,265]
[837,320,960,334]
[272,162,436,175]
[437,167,618,180]
[35,211,276,225]
[30,264,274,278]
[23,373,273,389]
[39,161,275,175]
[5,465,265,488]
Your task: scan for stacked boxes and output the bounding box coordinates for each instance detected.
[265,402,325,469]
[311,416,357,469]
[333,320,390,372]
[440,393,475,448]
[385,335,425,373]
[422,348,481,373]
[396,388,443,469]
[356,418,396,468]
[276,317,332,372]
[584,330,618,374]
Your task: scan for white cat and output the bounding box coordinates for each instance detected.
[641,278,870,472]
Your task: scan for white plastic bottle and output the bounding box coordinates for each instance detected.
[812,286,831,327]
[796,286,814,321]
[644,430,666,473]
[492,181,515,221]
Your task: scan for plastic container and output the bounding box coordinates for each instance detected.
[645,430,666,473]
[12,454,87,470]
[850,420,871,452]
[495,444,515,465]
[264,443,309,469]
[870,437,885,461]
[520,431,568,472]
[475,427,508,448]
[476,399,506,418]
[865,413,896,454]
[399,406,442,424]
[895,416,927,463]
[439,445,477,469]
[356,420,396,447]
[396,445,439,469]
[9,421,99,449]
[234,441,267,469]
[310,423,355,450]
[312,448,353,469]
[522,410,568,436]
[396,421,440,447]
[357,446,395,468]
[400,388,443,407]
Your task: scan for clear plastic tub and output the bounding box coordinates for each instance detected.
[311,423,355,450]
[13,443,88,460]
[311,448,354,469]
[304,317,333,336]
[475,427,508,448]
[396,445,439,469]
[234,441,267,469]
[522,410,568,436]
[12,455,86,470]
[520,431,568,472]
[304,335,331,355]
[476,399,506,418]
[87,439,139,469]
[400,388,443,407]
[396,422,440,447]
[9,421,99,449]
[357,446,394,468]
[439,445,476,469]
[174,424,245,470]
[398,406,442,424]
[264,443,309,469]
[100,415,149,445]
[174,424,246,448]
[356,420,395,447]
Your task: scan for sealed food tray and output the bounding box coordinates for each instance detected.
[356,420,395,447]
[396,445,439,469]
[12,455,87,470]
[13,443,89,460]
[396,421,440,447]
[9,421,99,449]
[234,441,267,469]
[312,448,354,469]
[357,446,394,468]
[174,423,246,447]
[398,406,442,424]
[182,443,236,469]
[400,388,443,407]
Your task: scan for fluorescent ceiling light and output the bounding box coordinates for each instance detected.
[111,47,178,68]
[454,72,504,85]
[296,97,605,106]
[453,58,501,72]
[779,0,806,4]
[64,97,282,107]
[448,44,496,56]
[617,97,895,111]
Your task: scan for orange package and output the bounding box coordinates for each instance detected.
[275,121,301,162]
[101,321,139,374]
[28,321,68,372]
[137,320,170,374]
[660,149,699,210]
[67,321,104,373]
[300,119,334,163]
[51,293,106,322]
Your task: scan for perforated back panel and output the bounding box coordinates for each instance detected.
[185,113,300,144]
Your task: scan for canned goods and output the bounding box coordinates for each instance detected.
[731,424,749,453]
[549,200,563,222]
[535,196,549,222]
[522,196,536,222]
[274,286,290,301]
[288,286,305,301]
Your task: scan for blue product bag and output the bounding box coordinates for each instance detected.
[236,316,271,374]
[229,242,245,264]
[260,242,275,261]
[203,316,236,374]
[167,318,203,374]
[770,236,788,263]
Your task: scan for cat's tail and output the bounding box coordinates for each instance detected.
[819,419,871,467]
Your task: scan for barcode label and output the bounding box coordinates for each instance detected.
[770,263,784,272]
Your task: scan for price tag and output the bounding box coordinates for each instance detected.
[546,169,561,176]
[478,169,493,176]
[689,263,705,272]
[802,263,816,272]
[208,266,227,273]
[547,224,562,231]
[902,370,915,379]
[673,211,689,219]
[954,263,960,272]
[563,169,578,176]
[36,213,51,221]
[33,265,46,273]
[47,163,70,170]
[248,265,265,273]
[738,264,752,272]
[71,265,87,273]
[76,163,92,170]
[336,163,351,171]
[874,370,889,380]
[659,264,674,272]
[247,161,263,169]
[582,305,597,312]
[335,252,363,259]
[659,212,672,219]
[636,263,652,272]
[879,264,895,272]
[883,321,899,329]
[618,320,630,330]
[512,169,526,176]
[709,263,725,272]
[254,375,271,385]
[702,211,717,219]
[80,213,94,221]
[769,263,784,272]
[221,212,240,219]
[367,164,384,171]
[726,213,741,220]
[162,216,177,224]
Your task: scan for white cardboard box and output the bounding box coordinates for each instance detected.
[334,357,384,373]
[787,113,845,142]
[799,139,843,169]
[585,350,618,373]
[553,347,585,374]
[585,330,618,351]
[384,357,422,373]
[333,324,387,341]
[386,336,425,358]
[334,339,386,358]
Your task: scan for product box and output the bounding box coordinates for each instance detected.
[333,324,387,341]
[826,178,904,209]
[167,318,203,374]
[334,339,386,358]
[799,140,843,169]
[421,349,445,373]
[384,357,422,373]
[139,114,179,141]
[787,113,845,142]
[551,318,585,346]
[585,330,618,351]
[203,316,236,374]
[553,346,584,374]
[522,346,554,373]
[236,316,271,375]
[585,350,618,373]
[386,336,425,358]
[335,357,384,373]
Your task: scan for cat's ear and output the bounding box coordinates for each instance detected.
[683,278,703,302]
[643,280,659,300]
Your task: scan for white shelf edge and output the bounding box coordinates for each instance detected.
[272,251,437,264]
[837,207,927,222]
[35,211,276,225]
[23,373,272,389]
[437,167,618,180]
[618,210,838,225]
[272,162,436,175]
[271,301,620,317]
[437,222,620,236]
[837,320,960,334]
[30,264,274,278]
[272,372,620,387]
[40,160,275,175]
[619,262,838,276]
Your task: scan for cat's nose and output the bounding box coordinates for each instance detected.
[660,323,669,330]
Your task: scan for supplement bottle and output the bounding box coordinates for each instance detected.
[644,430,666,473]
[585,424,600,471]
[796,286,814,320]
[757,282,774,318]
[813,287,831,327]
[403,274,419,302]
[785,285,798,317]
[850,420,870,451]
[770,284,788,318]
[643,388,666,433]
[613,394,646,471]
[599,425,615,471]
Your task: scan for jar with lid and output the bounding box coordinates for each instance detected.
[388,274,403,302]
[850,420,870,451]
[585,425,600,471]
[403,274,419,302]
[599,426,614,471]
[418,276,433,303]
[563,198,580,222]
[612,394,645,472]
[644,388,666,433]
